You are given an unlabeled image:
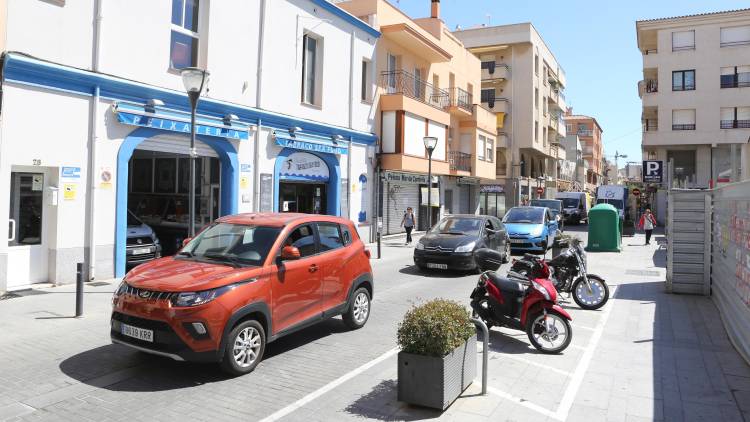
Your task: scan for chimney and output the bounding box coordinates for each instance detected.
[431,0,440,19]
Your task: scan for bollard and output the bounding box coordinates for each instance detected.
[470,317,488,395]
[377,231,381,259]
[75,262,84,317]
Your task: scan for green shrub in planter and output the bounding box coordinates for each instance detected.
[396,299,476,410]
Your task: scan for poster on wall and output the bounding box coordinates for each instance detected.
[280,152,330,181]
[420,187,440,207]
[63,183,77,200]
[100,166,113,189]
[260,173,273,212]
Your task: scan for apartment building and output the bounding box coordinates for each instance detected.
[0,0,378,290]
[337,0,498,233]
[636,8,750,188]
[561,134,586,190]
[563,112,605,191]
[454,23,568,205]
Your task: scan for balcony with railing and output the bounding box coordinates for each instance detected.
[480,91,509,114]
[577,129,593,137]
[380,70,449,111]
[447,87,473,115]
[721,73,750,89]
[720,120,750,129]
[642,119,658,132]
[480,61,510,81]
[449,151,472,173]
[638,79,658,97]
[672,123,696,131]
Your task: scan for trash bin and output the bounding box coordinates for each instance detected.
[586,204,621,252]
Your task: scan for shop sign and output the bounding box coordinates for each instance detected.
[280,152,330,181]
[420,187,440,207]
[115,112,248,140]
[240,164,252,173]
[384,171,428,184]
[457,177,480,185]
[61,166,81,180]
[643,160,663,183]
[275,138,348,155]
[480,185,504,193]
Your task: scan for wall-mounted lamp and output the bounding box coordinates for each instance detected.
[289,126,303,135]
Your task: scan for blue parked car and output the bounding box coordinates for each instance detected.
[503,206,558,253]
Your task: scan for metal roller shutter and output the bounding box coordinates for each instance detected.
[458,185,471,214]
[385,182,419,235]
[137,135,219,158]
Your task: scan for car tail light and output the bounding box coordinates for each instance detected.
[364,249,371,259]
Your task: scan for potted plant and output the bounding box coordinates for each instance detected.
[396,299,477,410]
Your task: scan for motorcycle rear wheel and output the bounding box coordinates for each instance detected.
[572,275,609,310]
[526,311,572,354]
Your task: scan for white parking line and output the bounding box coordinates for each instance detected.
[499,354,574,377]
[570,323,596,332]
[487,386,560,420]
[553,286,617,421]
[258,348,398,422]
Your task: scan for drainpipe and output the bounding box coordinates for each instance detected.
[347,137,353,219]
[253,119,262,212]
[255,0,266,109]
[348,29,355,129]
[85,0,103,281]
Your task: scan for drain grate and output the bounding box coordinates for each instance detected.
[625,269,661,277]
[87,281,111,287]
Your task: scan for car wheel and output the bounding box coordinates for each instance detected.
[343,287,371,330]
[220,319,266,376]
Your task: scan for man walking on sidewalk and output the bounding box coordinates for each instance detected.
[638,208,657,245]
[401,207,416,245]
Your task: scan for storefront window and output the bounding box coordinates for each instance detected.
[667,150,697,188]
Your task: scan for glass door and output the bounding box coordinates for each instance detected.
[7,171,49,286]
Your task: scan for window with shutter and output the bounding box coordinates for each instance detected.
[720,26,750,47]
[672,109,696,130]
[672,30,695,51]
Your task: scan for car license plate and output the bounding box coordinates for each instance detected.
[132,247,151,255]
[426,263,448,269]
[121,323,153,342]
[509,239,525,244]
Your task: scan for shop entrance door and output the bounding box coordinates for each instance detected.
[7,171,50,287]
[279,182,327,214]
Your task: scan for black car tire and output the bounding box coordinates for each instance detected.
[220,319,266,376]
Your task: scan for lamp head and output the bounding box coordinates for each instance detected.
[180,67,210,94]
[423,136,438,152]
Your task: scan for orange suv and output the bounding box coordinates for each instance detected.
[111,213,373,375]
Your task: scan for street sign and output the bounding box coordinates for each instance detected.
[536,187,544,195]
[642,160,663,183]
[632,188,641,196]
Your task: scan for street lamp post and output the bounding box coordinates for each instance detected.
[423,136,438,230]
[180,67,210,238]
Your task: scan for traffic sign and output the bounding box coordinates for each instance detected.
[632,188,641,196]
[642,160,663,183]
[536,187,544,195]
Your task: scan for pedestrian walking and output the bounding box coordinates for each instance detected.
[401,207,416,245]
[638,208,657,245]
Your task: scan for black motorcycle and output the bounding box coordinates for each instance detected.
[509,238,609,310]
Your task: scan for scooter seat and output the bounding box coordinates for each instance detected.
[487,273,527,294]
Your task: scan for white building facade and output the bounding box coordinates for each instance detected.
[0,0,379,291]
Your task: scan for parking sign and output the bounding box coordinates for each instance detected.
[642,160,663,183]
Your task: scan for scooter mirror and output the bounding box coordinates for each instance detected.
[474,248,503,272]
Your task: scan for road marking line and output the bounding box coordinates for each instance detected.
[486,386,559,420]
[553,286,617,421]
[570,323,596,331]
[569,343,586,351]
[498,353,574,377]
[258,348,398,422]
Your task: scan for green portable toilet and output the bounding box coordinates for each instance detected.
[586,204,621,252]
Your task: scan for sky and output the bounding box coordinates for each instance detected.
[391,0,749,168]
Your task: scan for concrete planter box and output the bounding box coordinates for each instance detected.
[397,334,476,410]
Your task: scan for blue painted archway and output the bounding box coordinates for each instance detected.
[115,127,239,277]
[273,148,340,216]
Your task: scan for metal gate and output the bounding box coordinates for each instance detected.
[666,189,711,295]
[385,182,418,235]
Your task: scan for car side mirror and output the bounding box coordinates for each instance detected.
[281,246,301,261]
[182,237,192,247]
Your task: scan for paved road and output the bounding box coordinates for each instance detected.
[0,227,748,421]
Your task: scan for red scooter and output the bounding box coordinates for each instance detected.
[470,248,573,353]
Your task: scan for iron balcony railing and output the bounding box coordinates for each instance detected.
[449,87,473,113]
[380,70,449,110]
[672,123,696,130]
[720,120,750,129]
[480,61,510,75]
[720,73,750,88]
[449,151,472,172]
[643,120,658,132]
[577,129,593,137]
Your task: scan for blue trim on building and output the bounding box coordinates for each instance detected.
[1,53,378,145]
[309,0,381,38]
[115,127,239,278]
[273,148,340,217]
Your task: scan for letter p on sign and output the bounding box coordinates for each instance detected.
[642,160,663,183]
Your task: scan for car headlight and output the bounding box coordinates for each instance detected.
[415,242,425,250]
[455,241,476,253]
[170,279,255,307]
[113,281,127,297]
[531,280,551,301]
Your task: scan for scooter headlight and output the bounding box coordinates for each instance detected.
[531,280,551,301]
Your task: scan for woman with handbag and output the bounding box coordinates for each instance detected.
[637,208,657,245]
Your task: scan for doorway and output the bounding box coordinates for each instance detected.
[7,170,50,286]
[279,182,326,214]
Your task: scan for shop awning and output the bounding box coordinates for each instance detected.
[273,130,348,155]
[496,112,506,129]
[112,101,252,140]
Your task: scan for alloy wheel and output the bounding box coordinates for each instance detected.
[530,313,569,351]
[233,326,262,368]
[575,278,606,307]
[353,292,370,324]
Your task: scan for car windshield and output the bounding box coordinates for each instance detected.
[127,211,142,227]
[180,223,281,267]
[596,199,624,210]
[560,198,580,208]
[430,217,482,236]
[503,208,544,224]
[531,200,561,211]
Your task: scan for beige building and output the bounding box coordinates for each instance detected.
[337,0,498,232]
[454,23,567,204]
[637,8,750,188]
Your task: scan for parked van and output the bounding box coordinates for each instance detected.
[555,192,589,224]
[596,185,629,220]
